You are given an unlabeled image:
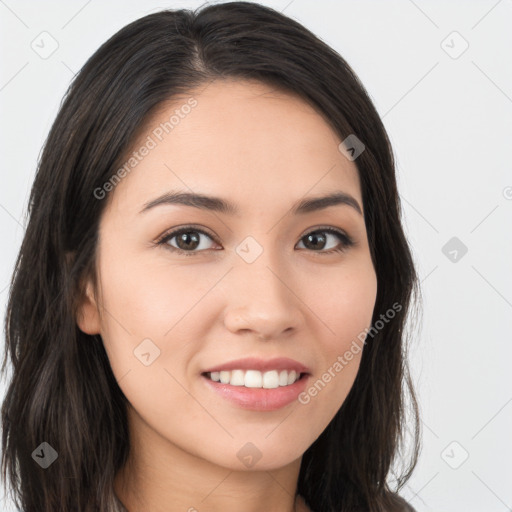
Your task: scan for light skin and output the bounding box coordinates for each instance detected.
[77,79,378,512]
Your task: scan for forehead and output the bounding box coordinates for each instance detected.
[108,78,362,215]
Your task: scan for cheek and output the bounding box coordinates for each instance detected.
[297,259,377,414]
[96,252,220,381]
[98,252,193,338]
[94,259,206,433]
[309,258,378,351]
[93,252,172,373]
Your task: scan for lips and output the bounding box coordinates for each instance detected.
[200,357,311,411]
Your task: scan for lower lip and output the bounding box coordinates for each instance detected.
[201,373,310,411]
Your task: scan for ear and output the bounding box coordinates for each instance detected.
[76,278,102,335]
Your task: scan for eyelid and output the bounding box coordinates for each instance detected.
[154,224,218,245]
[299,224,350,240]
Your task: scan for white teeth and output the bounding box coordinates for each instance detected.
[263,370,279,389]
[244,370,262,388]
[207,369,302,388]
[287,370,297,385]
[230,369,245,386]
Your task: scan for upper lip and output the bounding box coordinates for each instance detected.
[202,357,310,374]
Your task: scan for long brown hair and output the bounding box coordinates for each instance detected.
[1,2,421,511]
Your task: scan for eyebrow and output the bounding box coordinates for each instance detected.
[140,190,363,216]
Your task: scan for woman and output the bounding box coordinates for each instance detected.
[1,2,420,511]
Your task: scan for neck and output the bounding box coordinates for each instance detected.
[114,407,304,512]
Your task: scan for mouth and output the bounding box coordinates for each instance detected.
[202,369,307,389]
[200,357,311,411]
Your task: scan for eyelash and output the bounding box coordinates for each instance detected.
[155,225,355,257]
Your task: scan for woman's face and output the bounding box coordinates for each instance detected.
[78,79,377,472]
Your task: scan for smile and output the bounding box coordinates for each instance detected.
[204,369,303,388]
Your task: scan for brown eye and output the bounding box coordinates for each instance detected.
[297,228,354,254]
[157,227,218,256]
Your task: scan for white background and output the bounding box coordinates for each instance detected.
[1,1,511,511]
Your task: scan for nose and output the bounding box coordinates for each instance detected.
[222,254,304,341]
